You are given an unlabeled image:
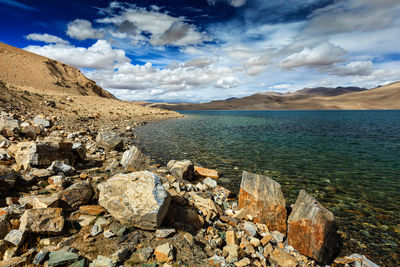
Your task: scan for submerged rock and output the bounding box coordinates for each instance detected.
[238,171,287,233]
[120,145,150,172]
[287,189,340,264]
[98,171,171,230]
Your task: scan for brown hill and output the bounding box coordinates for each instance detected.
[0,42,114,98]
[151,83,400,110]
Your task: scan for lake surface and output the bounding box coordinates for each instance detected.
[134,110,400,265]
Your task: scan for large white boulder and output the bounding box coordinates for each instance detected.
[98,171,171,230]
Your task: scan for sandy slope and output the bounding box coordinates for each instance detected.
[0,42,113,98]
[0,42,181,129]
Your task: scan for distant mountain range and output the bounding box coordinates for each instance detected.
[145,83,400,110]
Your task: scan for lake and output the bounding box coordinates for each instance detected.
[134,110,400,265]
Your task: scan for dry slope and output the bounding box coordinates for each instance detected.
[0,42,113,98]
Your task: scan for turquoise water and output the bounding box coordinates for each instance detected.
[134,110,400,265]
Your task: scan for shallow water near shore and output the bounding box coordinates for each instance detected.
[134,110,400,265]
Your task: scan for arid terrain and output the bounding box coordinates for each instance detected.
[148,83,400,110]
[0,42,181,130]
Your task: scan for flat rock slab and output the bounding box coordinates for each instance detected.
[238,171,287,233]
[287,189,340,264]
[19,208,64,234]
[194,166,219,179]
[48,251,79,267]
[98,171,171,230]
[79,205,106,216]
[120,145,150,172]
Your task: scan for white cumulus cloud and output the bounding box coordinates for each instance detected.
[66,19,104,40]
[24,40,129,69]
[280,42,347,69]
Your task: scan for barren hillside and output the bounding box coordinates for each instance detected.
[0,42,113,98]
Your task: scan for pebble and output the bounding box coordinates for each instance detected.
[90,225,103,237]
[156,228,176,238]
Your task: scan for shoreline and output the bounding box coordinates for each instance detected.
[0,107,381,266]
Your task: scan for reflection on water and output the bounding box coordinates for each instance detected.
[134,110,400,266]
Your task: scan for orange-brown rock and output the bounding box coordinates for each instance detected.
[287,190,340,264]
[79,205,106,216]
[238,171,287,233]
[194,166,219,179]
[269,247,297,267]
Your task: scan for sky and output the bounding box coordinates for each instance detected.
[1,0,400,102]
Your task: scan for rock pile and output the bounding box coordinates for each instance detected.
[0,112,378,266]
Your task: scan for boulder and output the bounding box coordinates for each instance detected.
[0,117,19,137]
[168,160,194,180]
[194,166,219,179]
[154,243,174,263]
[120,146,150,171]
[47,161,75,175]
[12,141,73,169]
[33,116,51,128]
[0,173,19,191]
[59,182,93,210]
[98,171,171,230]
[269,247,297,267]
[4,230,24,247]
[287,190,340,264]
[19,208,64,234]
[238,171,287,233]
[0,212,10,239]
[96,131,123,151]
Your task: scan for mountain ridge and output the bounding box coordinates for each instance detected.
[147,83,399,110]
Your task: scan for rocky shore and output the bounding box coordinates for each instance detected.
[0,112,379,267]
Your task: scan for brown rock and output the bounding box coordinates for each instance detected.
[194,166,219,179]
[260,233,272,246]
[238,171,287,233]
[269,248,297,267]
[287,190,340,264]
[226,230,237,245]
[79,205,106,216]
[59,182,93,210]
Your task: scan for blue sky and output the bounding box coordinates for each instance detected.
[1,0,400,102]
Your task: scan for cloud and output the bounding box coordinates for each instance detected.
[66,19,104,40]
[183,57,218,68]
[329,61,374,76]
[206,0,247,7]
[24,40,129,69]
[280,42,347,69]
[25,33,69,44]
[97,4,207,46]
[216,76,239,88]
